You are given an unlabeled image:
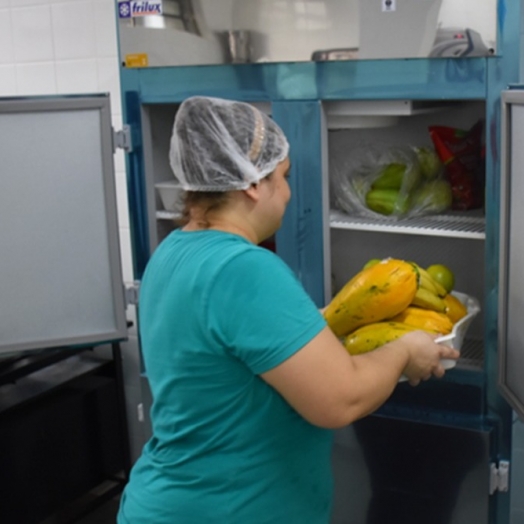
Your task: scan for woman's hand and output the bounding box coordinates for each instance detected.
[398,330,460,386]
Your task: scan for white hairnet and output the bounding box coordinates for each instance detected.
[169,96,290,191]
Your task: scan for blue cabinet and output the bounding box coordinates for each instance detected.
[117,3,521,522]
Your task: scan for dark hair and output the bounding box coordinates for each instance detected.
[175,191,230,228]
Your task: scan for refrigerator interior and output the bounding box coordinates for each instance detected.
[323,99,486,375]
[137,97,496,524]
[323,99,491,524]
[141,103,180,253]
[141,99,487,375]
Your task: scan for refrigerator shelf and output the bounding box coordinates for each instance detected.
[456,338,484,372]
[329,210,485,239]
[156,210,181,221]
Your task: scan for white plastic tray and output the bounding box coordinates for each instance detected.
[399,291,480,382]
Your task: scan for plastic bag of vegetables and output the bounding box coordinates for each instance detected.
[329,141,452,219]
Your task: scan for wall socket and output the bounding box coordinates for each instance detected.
[382,0,396,12]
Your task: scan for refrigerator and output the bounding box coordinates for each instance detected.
[116,14,521,520]
[120,80,504,524]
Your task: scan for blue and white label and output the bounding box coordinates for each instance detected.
[118,1,163,18]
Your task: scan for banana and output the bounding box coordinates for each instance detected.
[418,271,439,295]
[412,263,447,297]
[411,287,447,313]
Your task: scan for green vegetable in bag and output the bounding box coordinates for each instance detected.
[371,162,421,193]
[411,179,452,213]
[371,163,405,189]
[414,147,443,180]
[402,162,422,193]
[365,189,411,216]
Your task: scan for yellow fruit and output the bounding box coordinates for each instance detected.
[362,258,382,270]
[343,321,419,355]
[390,306,453,335]
[426,264,455,294]
[412,263,447,297]
[410,287,447,313]
[323,259,418,337]
[443,294,468,324]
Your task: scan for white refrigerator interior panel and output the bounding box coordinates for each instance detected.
[0,96,127,355]
[505,105,524,411]
[499,92,524,420]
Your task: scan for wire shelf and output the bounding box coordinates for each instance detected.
[329,209,485,239]
[456,338,484,372]
[156,210,181,221]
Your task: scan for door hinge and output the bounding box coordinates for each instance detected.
[490,460,510,494]
[113,125,133,153]
[124,281,140,307]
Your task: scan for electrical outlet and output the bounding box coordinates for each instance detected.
[382,0,396,12]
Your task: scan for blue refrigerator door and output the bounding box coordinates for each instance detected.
[0,94,128,355]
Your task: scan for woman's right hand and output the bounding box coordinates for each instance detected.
[399,330,460,386]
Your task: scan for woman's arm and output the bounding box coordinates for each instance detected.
[261,326,458,429]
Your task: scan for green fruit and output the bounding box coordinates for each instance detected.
[371,163,406,190]
[414,147,443,180]
[426,264,455,294]
[365,189,411,216]
[365,189,397,215]
[402,162,422,193]
[411,180,452,213]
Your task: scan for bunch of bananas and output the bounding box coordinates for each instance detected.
[411,264,449,312]
[323,258,468,355]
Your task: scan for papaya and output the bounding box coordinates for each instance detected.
[362,258,382,270]
[343,321,419,355]
[323,258,418,337]
[390,306,453,335]
[443,294,468,324]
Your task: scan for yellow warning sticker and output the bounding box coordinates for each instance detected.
[125,54,149,68]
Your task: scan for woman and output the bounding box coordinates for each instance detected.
[117,96,458,524]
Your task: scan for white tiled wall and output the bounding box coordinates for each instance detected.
[0,0,145,463]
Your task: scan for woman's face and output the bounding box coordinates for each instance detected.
[258,157,291,237]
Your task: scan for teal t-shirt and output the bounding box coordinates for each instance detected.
[118,230,333,524]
